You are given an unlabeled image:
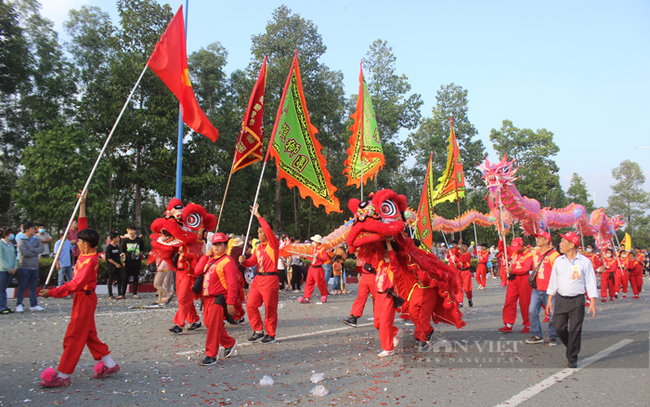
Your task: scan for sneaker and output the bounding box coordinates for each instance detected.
[168,325,183,334]
[609,297,614,301]
[601,298,607,302]
[201,356,218,366]
[223,340,237,358]
[498,325,513,333]
[543,316,550,322]
[426,330,434,342]
[468,299,473,307]
[377,350,394,357]
[459,303,464,308]
[415,340,428,350]
[633,295,639,299]
[93,362,120,379]
[261,334,276,344]
[614,293,619,299]
[15,304,24,313]
[500,282,506,287]
[321,295,328,303]
[40,375,71,388]
[1,308,13,314]
[622,294,627,299]
[247,331,265,342]
[297,297,310,304]
[393,329,401,348]
[187,322,202,331]
[548,338,558,347]
[526,335,543,344]
[343,316,358,327]
[521,326,531,334]
[233,317,246,325]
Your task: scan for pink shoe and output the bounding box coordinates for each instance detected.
[297,296,310,304]
[500,282,506,287]
[543,316,550,323]
[321,295,328,303]
[93,362,120,379]
[40,367,71,388]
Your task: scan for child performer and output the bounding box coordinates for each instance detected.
[297,234,329,304]
[331,255,344,294]
[374,236,401,357]
[476,244,490,289]
[38,193,119,387]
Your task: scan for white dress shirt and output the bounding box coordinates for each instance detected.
[546,252,599,299]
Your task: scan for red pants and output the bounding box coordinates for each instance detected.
[476,264,487,287]
[630,273,643,296]
[615,269,629,294]
[500,266,508,285]
[502,274,532,327]
[457,269,473,303]
[374,291,398,351]
[173,272,200,327]
[58,291,110,374]
[601,272,616,299]
[246,275,279,337]
[204,299,236,358]
[303,266,328,300]
[350,272,377,317]
[409,286,438,342]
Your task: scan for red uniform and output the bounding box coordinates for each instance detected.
[532,248,560,292]
[48,217,111,374]
[615,255,630,296]
[476,250,490,288]
[241,217,279,337]
[350,265,377,317]
[200,254,238,358]
[374,250,399,351]
[502,249,533,328]
[628,255,644,297]
[601,256,617,300]
[456,251,473,303]
[303,245,329,301]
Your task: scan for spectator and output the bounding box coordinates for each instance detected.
[1,227,18,314]
[68,220,80,264]
[53,231,74,297]
[121,225,144,299]
[153,258,171,306]
[16,222,44,312]
[105,231,123,300]
[289,238,303,292]
[331,255,344,294]
[36,225,52,258]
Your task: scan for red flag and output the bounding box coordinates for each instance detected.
[415,153,435,252]
[233,57,267,173]
[147,6,219,142]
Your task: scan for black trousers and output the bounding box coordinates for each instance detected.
[552,294,585,363]
[290,265,302,290]
[278,269,287,289]
[122,261,140,296]
[107,266,124,297]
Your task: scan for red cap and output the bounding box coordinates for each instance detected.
[211,232,228,244]
[511,237,524,249]
[534,231,551,241]
[559,231,580,247]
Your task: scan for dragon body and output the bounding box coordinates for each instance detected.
[479,155,624,249]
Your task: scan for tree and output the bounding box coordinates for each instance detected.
[0,0,29,95]
[566,173,595,213]
[489,119,565,208]
[248,5,346,233]
[607,160,649,233]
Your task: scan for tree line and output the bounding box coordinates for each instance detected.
[1,0,647,247]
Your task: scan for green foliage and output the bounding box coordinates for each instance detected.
[489,119,565,208]
[0,0,29,94]
[566,173,595,213]
[607,160,650,244]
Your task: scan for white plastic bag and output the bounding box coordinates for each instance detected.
[310,385,329,397]
[259,375,274,386]
[310,372,324,383]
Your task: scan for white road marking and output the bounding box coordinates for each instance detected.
[172,323,374,355]
[494,339,634,407]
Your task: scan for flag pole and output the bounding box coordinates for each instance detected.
[472,221,479,250]
[175,0,190,200]
[441,230,449,248]
[216,153,237,231]
[359,60,365,201]
[497,190,510,270]
[45,65,150,286]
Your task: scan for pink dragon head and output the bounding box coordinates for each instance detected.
[478,155,520,197]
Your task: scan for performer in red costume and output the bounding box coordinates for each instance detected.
[615,250,630,298]
[600,248,617,301]
[407,261,438,349]
[374,236,402,357]
[476,244,490,289]
[298,235,329,304]
[628,249,644,299]
[499,237,533,333]
[343,254,377,327]
[456,242,473,307]
[38,193,119,387]
[196,233,238,366]
[239,203,280,344]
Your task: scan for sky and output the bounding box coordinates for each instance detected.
[40,0,650,208]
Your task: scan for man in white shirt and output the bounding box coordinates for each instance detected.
[546,231,598,368]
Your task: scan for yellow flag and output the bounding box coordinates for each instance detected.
[623,233,632,251]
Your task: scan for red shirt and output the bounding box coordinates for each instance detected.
[457,252,472,271]
[532,248,559,291]
[375,249,399,293]
[585,252,603,270]
[510,249,533,275]
[201,254,239,304]
[241,217,279,274]
[478,250,490,264]
[311,245,329,267]
[49,251,98,298]
[446,247,460,268]
[603,257,617,273]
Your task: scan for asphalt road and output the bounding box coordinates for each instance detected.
[1,276,648,407]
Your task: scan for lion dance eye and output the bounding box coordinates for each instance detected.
[380,200,398,218]
[185,213,203,230]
